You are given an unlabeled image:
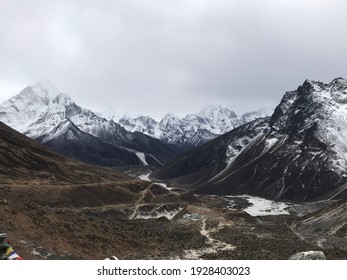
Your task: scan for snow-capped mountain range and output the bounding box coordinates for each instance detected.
[1,83,130,143]
[98,105,272,148]
[0,82,270,167]
[157,78,347,201]
[0,83,181,167]
[2,77,347,201]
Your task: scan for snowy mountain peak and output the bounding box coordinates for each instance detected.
[51,93,78,114]
[0,83,184,168]
[0,81,61,111]
[41,119,80,143]
[97,104,273,147]
[28,81,60,98]
[158,77,347,201]
[270,77,347,171]
[161,113,178,120]
[299,78,347,97]
[52,93,73,104]
[0,82,64,132]
[330,77,347,92]
[1,81,274,151]
[97,108,133,122]
[199,104,237,119]
[331,77,347,84]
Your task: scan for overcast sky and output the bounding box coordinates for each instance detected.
[0,0,346,119]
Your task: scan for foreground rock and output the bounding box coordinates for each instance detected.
[289,251,326,260]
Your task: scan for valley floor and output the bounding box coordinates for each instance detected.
[1,175,346,260]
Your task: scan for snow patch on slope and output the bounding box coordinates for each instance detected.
[135,206,183,220]
[135,152,148,166]
[139,173,151,181]
[155,182,172,191]
[226,195,291,216]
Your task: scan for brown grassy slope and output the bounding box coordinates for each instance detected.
[0,122,130,183]
[0,121,146,207]
[0,122,207,259]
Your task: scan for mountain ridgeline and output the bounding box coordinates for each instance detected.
[1,78,347,202]
[100,105,272,148]
[1,78,347,260]
[0,83,271,168]
[0,83,182,168]
[0,121,134,184]
[156,78,347,201]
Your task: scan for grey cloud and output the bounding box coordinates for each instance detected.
[0,0,346,118]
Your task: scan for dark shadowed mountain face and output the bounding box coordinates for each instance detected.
[156,78,347,201]
[0,121,152,208]
[156,117,270,185]
[124,131,185,165]
[39,120,143,167]
[0,121,132,184]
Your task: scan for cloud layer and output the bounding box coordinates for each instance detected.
[0,0,346,118]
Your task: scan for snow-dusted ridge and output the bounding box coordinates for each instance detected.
[157,77,347,201]
[0,83,129,143]
[0,82,179,167]
[222,77,347,200]
[0,81,273,155]
[99,105,273,147]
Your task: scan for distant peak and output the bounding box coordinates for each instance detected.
[242,106,274,117]
[331,77,346,82]
[301,77,347,92]
[200,104,237,118]
[52,92,73,103]
[135,115,156,121]
[302,79,318,86]
[300,79,323,93]
[162,113,177,119]
[98,108,133,121]
[330,77,347,86]
[26,81,60,98]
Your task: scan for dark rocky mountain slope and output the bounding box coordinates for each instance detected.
[156,78,347,201]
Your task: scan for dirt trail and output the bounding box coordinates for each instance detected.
[130,184,152,219]
[183,218,235,259]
